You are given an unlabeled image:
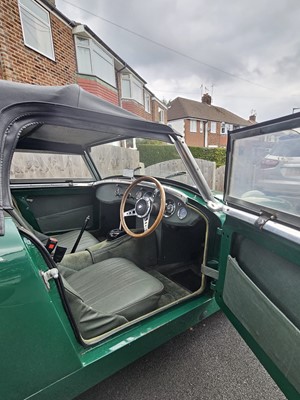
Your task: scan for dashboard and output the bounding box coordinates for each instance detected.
[95,179,202,227]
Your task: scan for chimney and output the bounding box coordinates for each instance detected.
[249,114,256,123]
[202,93,212,105]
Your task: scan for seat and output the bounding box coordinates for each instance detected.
[60,257,164,340]
[54,230,99,253]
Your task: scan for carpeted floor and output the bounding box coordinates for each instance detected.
[147,269,191,307]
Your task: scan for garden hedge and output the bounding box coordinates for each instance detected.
[137,144,226,168]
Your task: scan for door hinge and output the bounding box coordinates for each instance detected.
[40,268,59,290]
[201,265,219,280]
[254,211,276,230]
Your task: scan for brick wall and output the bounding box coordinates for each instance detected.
[77,76,119,106]
[0,0,76,85]
[121,99,153,121]
[184,120,204,147]
[151,99,168,124]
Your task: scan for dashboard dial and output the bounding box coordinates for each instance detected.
[135,190,143,200]
[177,206,188,220]
[164,199,176,217]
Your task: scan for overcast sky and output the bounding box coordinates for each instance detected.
[56,0,300,122]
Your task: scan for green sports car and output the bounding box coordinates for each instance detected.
[0,81,299,399]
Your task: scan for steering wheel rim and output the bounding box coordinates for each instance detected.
[120,176,166,238]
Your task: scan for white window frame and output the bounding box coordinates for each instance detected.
[158,107,165,123]
[121,74,144,105]
[190,119,197,133]
[18,0,55,60]
[75,36,116,87]
[221,122,226,135]
[144,92,151,113]
[200,121,204,133]
[210,121,217,133]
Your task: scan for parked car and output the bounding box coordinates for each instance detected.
[0,81,299,400]
[256,134,300,200]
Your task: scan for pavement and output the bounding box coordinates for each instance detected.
[76,311,286,400]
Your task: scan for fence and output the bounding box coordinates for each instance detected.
[144,159,225,192]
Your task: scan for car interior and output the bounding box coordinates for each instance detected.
[11,172,220,343]
[9,139,225,345]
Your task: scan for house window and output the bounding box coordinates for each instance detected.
[121,74,131,98]
[200,121,204,133]
[145,92,151,113]
[75,36,116,87]
[221,122,226,134]
[221,123,233,134]
[158,107,164,123]
[210,121,217,133]
[190,120,197,133]
[121,74,144,104]
[19,0,55,60]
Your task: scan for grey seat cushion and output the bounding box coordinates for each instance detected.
[64,257,164,322]
[54,230,99,253]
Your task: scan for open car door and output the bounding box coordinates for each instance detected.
[215,113,300,399]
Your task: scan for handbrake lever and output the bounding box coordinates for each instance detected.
[71,215,90,253]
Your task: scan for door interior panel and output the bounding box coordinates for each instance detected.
[12,187,98,234]
[223,255,300,394]
[217,218,300,397]
[231,234,300,329]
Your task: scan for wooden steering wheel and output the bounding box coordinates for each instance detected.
[120,176,166,238]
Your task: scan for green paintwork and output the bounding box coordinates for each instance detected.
[0,217,82,400]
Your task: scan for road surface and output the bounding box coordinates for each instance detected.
[76,311,286,400]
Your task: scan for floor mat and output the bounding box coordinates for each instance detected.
[169,269,202,292]
[147,269,191,307]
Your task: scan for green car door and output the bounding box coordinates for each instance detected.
[215,112,300,399]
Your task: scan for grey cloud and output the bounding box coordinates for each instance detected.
[57,0,300,120]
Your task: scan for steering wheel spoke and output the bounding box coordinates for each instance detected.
[143,215,150,231]
[123,208,137,218]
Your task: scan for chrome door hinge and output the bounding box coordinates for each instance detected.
[40,268,59,290]
[201,265,219,280]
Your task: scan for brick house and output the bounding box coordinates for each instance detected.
[0,0,167,123]
[168,94,253,147]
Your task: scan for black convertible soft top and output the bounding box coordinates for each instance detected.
[0,81,179,233]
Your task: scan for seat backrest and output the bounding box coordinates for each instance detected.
[12,197,49,242]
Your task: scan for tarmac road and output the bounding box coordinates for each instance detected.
[76,311,286,400]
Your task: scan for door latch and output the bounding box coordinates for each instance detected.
[40,268,59,290]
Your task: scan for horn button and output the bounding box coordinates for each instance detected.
[135,198,151,218]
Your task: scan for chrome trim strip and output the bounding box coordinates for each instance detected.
[223,206,300,245]
[10,182,93,189]
[173,136,222,211]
